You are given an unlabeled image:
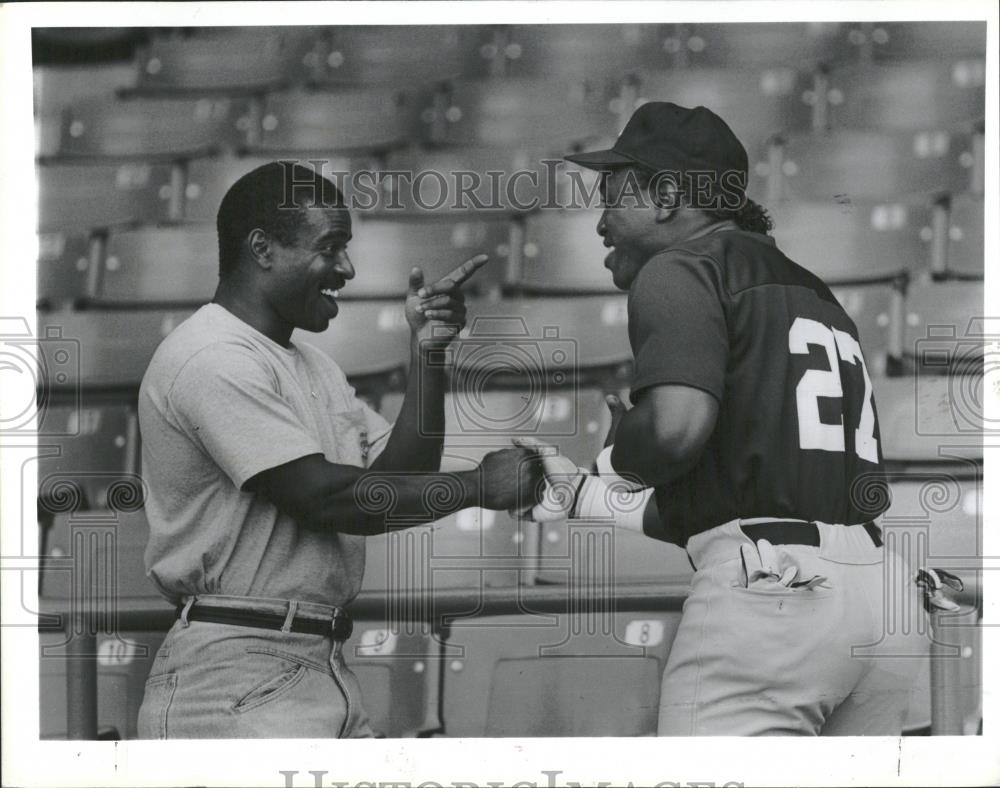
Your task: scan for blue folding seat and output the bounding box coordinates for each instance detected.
[36,404,139,514]
[380,147,549,216]
[345,215,510,298]
[98,225,218,307]
[836,21,985,63]
[35,309,196,389]
[629,67,813,149]
[945,195,984,277]
[902,278,984,374]
[770,199,934,281]
[660,22,842,69]
[314,26,491,87]
[252,89,420,155]
[496,24,662,78]
[441,606,685,736]
[429,77,620,152]
[37,161,175,232]
[823,60,985,132]
[57,97,241,160]
[828,278,903,377]
[133,29,318,95]
[516,208,627,294]
[39,509,166,740]
[37,232,92,311]
[766,130,979,202]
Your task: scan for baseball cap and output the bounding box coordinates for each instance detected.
[565,101,748,185]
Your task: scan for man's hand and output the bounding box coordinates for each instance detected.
[405,253,489,351]
[508,436,584,523]
[603,393,629,449]
[476,446,545,511]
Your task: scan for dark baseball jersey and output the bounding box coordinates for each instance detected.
[629,226,889,547]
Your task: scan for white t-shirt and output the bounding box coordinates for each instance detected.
[138,303,392,606]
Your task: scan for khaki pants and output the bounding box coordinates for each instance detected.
[657,519,927,736]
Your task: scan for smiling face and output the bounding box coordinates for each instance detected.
[266,204,355,334]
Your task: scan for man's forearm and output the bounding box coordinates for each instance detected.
[372,338,447,472]
[313,467,480,537]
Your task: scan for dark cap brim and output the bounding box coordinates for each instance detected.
[563,148,635,170]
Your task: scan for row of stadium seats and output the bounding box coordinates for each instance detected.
[36,197,983,317]
[38,59,985,162]
[38,23,988,99]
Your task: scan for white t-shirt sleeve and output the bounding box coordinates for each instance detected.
[360,402,393,465]
[168,345,324,489]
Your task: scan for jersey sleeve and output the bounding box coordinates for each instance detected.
[628,251,729,402]
[167,344,324,489]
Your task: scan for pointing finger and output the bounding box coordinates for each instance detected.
[418,254,489,297]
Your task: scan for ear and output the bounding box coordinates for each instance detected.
[653,179,681,224]
[247,229,272,269]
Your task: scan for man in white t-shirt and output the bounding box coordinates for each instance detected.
[136,161,542,738]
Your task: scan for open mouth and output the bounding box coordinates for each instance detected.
[319,286,341,311]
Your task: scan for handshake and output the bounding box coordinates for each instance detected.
[470,395,652,530]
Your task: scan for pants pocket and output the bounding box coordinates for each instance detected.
[137,674,177,739]
[232,657,308,714]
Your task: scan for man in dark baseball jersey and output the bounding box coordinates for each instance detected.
[518,102,925,735]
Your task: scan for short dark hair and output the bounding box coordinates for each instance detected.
[216,161,345,277]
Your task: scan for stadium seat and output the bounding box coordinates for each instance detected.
[497,24,663,78]
[874,376,983,464]
[342,619,443,737]
[430,77,620,152]
[766,130,979,202]
[903,278,984,373]
[824,61,986,132]
[36,309,196,389]
[381,147,550,215]
[345,215,510,298]
[441,609,682,736]
[251,89,419,155]
[37,161,176,233]
[946,195,984,277]
[39,628,167,740]
[515,209,614,294]
[56,97,241,160]
[837,22,986,63]
[98,225,218,307]
[37,232,92,311]
[294,299,411,379]
[461,295,632,372]
[315,26,491,87]
[182,154,357,223]
[36,405,139,514]
[40,509,157,600]
[133,29,318,95]
[770,199,934,281]
[660,22,842,69]
[828,279,902,376]
[629,67,812,149]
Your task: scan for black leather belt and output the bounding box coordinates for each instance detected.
[740,520,883,548]
[178,603,354,640]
